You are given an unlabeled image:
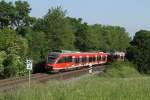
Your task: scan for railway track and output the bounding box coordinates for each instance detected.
[0,65,105,91]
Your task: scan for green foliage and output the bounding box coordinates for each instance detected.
[0,0,14,28]
[100,61,140,78]
[126,30,150,74]
[0,28,28,77]
[76,23,94,51]
[25,29,48,62]
[0,28,28,57]
[14,1,32,27]
[0,0,35,31]
[97,25,130,51]
[0,51,7,77]
[1,76,150,100]
[34,7,75,50]
[3,54,26,78]
[67,17,130,51]
[24,28,48,73]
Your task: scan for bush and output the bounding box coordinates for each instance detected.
[0,28,28,78]
[100,61,140,78]
[3,54,27,78]
[0,51,7,77]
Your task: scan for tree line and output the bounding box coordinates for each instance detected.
[0,0,149,78]
[127,30,150,74]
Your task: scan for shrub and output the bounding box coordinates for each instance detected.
[0,51,7,77]
[3,54,27,78]
[100,61,140,78]
[0,28,28,78]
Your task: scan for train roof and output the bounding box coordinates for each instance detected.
[48,51,108,57]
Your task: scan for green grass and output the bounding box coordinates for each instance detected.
[0,61,150,100]
[1,76,150,100]
[100,61,141,78]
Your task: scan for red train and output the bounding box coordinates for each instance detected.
[45,50,108,72]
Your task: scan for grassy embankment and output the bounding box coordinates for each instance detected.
[0,61,150,100]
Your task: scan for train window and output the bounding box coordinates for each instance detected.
[57,57,65,63]
[58,56,72,63]
[82,57,86,62]
[47,53,59,64]
[93,57,96,62]
[100,56,102,60]
[121,56,124,60]
[95,56,97,61]
[77,58,79,63]
[89,57,93,62]
[79,57,82,63]
[85,57,87,62]
[97,56,101,61]
[82,58,84,62]
[102,56,106,61]
[86,57,89,62]
[106,56,107,60]
[101,56,103,60]
[65,56,72,62]
[84,57,86,62]
[75,58,80,63]
[97,56,99,61]
[72,57,75,63]
[69,56,72,62]
[47,56,57,64]
[64,56,68,62]
[92,57,94,62]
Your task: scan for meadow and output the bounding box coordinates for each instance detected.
[0,62,150,100]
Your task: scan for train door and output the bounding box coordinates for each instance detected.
[72,56,75,67]
[101,55,103,63]
[105,55,108,62]
[56,56,66,69]
[79,56,82,66]
[65,56,72,68]
[86,56,89,66]
[95,55,97,64]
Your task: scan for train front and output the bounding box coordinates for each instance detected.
[45,52,60,72]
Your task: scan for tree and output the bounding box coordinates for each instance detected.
[34,7,75,50]
[74,22,92,51]
[88,24,108,51]
[67,17,94,51]
[101,26,130,51]
[0,51,7,77]
[25,29,48,62]
[0,0,35,35]
[14,0,32,27]
[0,0,14,29]
[126,30,150,74]
[14,1,36,36]
[0,28,28,77]
[0,28,28,57]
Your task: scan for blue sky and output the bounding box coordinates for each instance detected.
[11,0,150,37]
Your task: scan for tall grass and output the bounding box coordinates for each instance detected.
[100,61,141,78]
[0,61,150,100]
[0,76,150,100]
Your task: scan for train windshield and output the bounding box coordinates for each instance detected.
[47,53,59,64]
